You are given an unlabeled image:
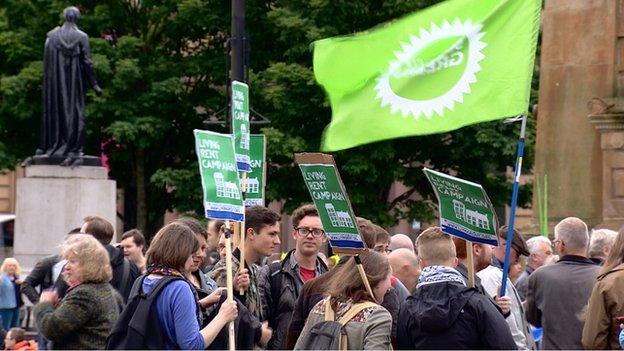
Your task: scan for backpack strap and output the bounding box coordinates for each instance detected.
[324,296,334,321]
[128,274,146,300]
[337,301,379,325]
[269,262,283,305]
[144,275,183,300]
[120,259,131,295]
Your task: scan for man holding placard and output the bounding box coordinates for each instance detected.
[210,205,281,320]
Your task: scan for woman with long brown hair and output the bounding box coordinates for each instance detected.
[139,222,237,349]
[294,251,393,350]
[582,227,624,349]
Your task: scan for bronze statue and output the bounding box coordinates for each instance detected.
[26,6,102,167]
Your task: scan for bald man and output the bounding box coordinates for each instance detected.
[389,234,415,253]
[388,248,420,293]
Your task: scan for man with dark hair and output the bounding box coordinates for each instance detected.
[81,216,140,301]
[210,206,281,319]
[258,204,328,349]
[397,227,516,349]
[204,219,225,271]
[120,229,146,272]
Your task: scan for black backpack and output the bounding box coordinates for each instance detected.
[106,275,183,350]
[297,297,378,350]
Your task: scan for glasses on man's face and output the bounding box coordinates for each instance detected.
[295,227,325,238]
[373,245,392,254]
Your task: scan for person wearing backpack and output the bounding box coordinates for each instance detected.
[258,204,329,350]
[294,251,393,350]
[174,217,272,350]
[114,222,237,350]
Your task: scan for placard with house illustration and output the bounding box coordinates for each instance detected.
[244,134,266,207]
[423,168,499,246]
[295,153,366,254]
[231,81,251,172]
[194,129,244,222]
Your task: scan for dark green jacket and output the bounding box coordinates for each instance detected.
[34,282,122,350]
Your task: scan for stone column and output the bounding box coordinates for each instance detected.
[533,0,618,230]
[589,113,624,229]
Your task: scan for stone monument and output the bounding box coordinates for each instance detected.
[14,7,116,269]
[533,0,624,231]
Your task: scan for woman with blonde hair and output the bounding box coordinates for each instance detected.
[34,234,122,349]
[294,251,393,350]
[583,227,624,349]
[0,258,22,329]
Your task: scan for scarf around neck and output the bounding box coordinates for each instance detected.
[417,265,466,289]
[146,263,203,325]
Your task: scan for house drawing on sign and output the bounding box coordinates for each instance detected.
[452,199,489,230]
[325,203,355,228]
[247,177,260,194]
[214,173,241,200]
[240,124,249,150]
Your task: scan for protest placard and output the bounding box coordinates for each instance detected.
[244,134,266,207]
[424,168,499,246]
[194,129,244,222]
[295,153,365,254]
[231,81,251,172]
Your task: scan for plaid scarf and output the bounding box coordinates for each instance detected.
[417,265,466,289]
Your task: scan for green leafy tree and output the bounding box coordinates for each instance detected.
[0,0,536,235]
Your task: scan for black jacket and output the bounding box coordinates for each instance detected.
[21,254,68,303]
[397,281,517,350]
[22,255,58,303]
[258,250,328,350]
[106,245,141,302]
[205,296,263,350]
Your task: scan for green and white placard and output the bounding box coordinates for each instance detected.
[194,129,244,222]
[245,134,266,207]
[424,168,499,246]
[296,153,365,254]
[231,81,251,172]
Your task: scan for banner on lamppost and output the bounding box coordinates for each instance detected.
[424,168,499,246]
[194,129,244,222]
[296,153,366,254]
[231,81,251,172]
[244,134,266,207]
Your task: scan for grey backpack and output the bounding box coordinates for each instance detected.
[299,297,378,350]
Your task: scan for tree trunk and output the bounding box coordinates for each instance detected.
[135,147,147,232]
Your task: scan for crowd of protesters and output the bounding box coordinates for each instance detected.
[1,206,623,350]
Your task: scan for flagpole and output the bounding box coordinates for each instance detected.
[500,115,527,296]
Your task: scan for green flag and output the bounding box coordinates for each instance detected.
[314,0,541,151]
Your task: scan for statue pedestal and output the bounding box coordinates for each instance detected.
[13,165,116,269]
